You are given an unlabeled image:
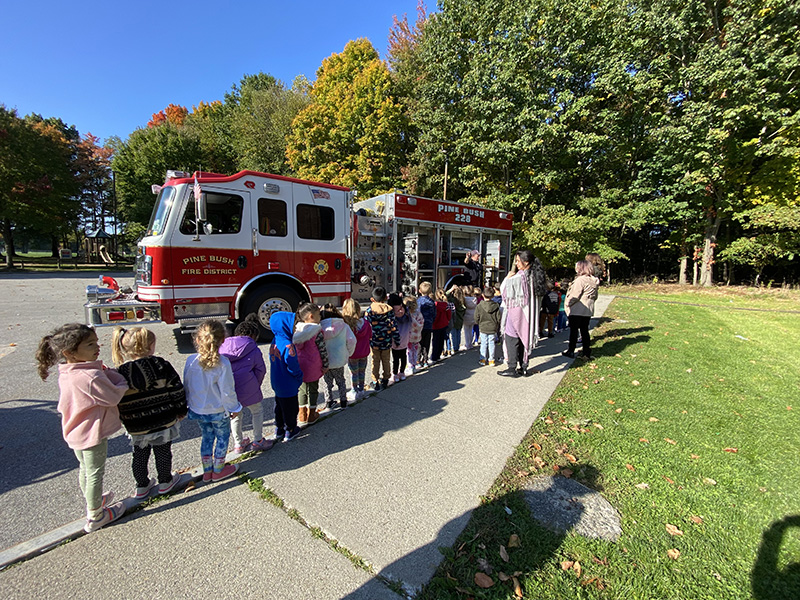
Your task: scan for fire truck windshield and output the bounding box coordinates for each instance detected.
[145,186,176,236]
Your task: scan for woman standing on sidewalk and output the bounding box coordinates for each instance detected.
[562,260,600,360]
[497,250,537,378]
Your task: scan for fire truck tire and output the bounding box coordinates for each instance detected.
[241,285,302,341]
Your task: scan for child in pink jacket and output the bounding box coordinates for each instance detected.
[36,323,128,533]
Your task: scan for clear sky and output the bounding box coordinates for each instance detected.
[1,0,425,145]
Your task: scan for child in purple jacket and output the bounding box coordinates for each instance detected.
[219,314,271,453]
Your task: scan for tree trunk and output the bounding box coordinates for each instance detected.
[692,248,699,286]
[700,212,723,287]
[50,236,59,258]
[3,219,15,268]
[679,256,688,285]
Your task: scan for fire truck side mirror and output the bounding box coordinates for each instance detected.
[197,192,208,222]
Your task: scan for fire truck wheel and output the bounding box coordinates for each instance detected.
[242,285,302,341]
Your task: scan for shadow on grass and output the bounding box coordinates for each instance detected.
[752,515,800,600]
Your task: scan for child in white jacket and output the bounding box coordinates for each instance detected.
[320,304,357,411]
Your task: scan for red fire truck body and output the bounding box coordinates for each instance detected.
[85,170,513,337]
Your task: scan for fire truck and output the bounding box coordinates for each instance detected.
[85,169,513,338]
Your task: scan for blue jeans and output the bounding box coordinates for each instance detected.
[449,328,462,353]
[188,409,231,462]
[479,332,497,362]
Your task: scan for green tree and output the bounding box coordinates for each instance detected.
[286,39,409,197]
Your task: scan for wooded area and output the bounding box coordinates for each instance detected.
[2,0,797,284]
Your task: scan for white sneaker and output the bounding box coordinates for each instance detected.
[399,372,406,381]
[393,374,400,383]
[346,389,357,401]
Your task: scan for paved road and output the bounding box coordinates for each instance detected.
[0,272,217,549]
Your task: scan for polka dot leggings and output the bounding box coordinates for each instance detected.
[132,442,173,487]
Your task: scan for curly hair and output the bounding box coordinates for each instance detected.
[111,326,156,366]
[35,323,95,380]
[193,320,226,369]
[234,313,261,339]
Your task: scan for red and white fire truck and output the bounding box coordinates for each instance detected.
[85,169,513,338]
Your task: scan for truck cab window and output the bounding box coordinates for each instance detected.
[180,192,244,235]
[297,204,335,240]
[258,198,287,236]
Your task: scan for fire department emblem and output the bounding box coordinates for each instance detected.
[313,259,329,275]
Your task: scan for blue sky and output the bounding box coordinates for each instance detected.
[1,0,425,144]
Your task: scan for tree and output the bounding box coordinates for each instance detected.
[286,39,409,197]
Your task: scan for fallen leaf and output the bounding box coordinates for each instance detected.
[615,408,622,413]
[690,516,704,525]
[649,417,660,422]
[607,400,616,404]
[184,480,196,491]
[662,476,675,484]
[632,380,640,386]
[667,548,681,560]
[635,482,650,489]
[533,456,546,469]
[9,343,16,347]
[561,560,574,571]
[686,368,692,373]
[474,572,494,588]
[626,464,636,471]
[639,438,649,443]
[564,453,577,463]
[593,423,604,430]
[532,442,542,451]
[573,561,582,577]
[544,417,554,424]
[500,545,509,562]
[703,477,717,485]
[664,438,677,445]
[561,468,574,478]
[498,572,510,582]
[666,523,684,536]
[512,576,523,598]
[592,556,609,566]
[690,454,700,459]
[724,447,738,453]
[508,534,521,548]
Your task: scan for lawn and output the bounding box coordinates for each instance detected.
[419,289,800,600]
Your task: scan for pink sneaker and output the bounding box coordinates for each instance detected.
[211,463,239,482]
[234,437,251,454]
[251,438,273,451]
[84,502,124,533]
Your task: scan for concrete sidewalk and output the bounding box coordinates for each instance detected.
[0,297,613,599]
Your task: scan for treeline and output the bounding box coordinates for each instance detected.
[5,0,799,284]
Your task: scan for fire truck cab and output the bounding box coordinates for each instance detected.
[85,170,352,338]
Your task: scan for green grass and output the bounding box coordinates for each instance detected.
[419,290,800,600]
[0,251,133,272]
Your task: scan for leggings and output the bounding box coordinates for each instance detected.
[431,327,448,361]
[231,402,264,446]
[189,410,231,474]
[74,440,108,520]
[132,442,173,487]
[406,342,420,369]
[348,357,368,391]
[568,314,591,357]
[420,329,432,363]
[392,348,407,375]
[323,367,347,402]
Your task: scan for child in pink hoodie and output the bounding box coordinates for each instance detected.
[342,298,371,401]
[36,323,128,533]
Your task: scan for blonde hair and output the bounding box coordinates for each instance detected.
[418,281,432,297]
[341,298,361,332]
[403,296,418,314]
[193,320,226,369]
[35,323,95,380]
[449,285,465,304]
[111,326,155,366]
[435,287,448,302]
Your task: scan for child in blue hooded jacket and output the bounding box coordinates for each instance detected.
[269,311,304,442]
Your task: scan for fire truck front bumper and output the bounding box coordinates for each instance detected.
[84,286,162,327]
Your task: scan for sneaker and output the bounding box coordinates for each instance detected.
[488,360,496,366]
[84,502,124,533]
[327,400,341,411]
[478,359,487,366]
[211,463,239,482]
[346,389,357,402]
[158,474,181,495]
[356,390,366,401]
[100,491,114,508]
[274,428,286,442]
[371,381,383,391]
[284,427,302,442]
[381,379,389,390]
[393,373,401,383]
[202,470,213,482]
[561,350,576,359]
[340,399,348,410]
[399,372,406,381]
[252,438,274,451]
[234,437,251,454]
[133,478,157,499]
